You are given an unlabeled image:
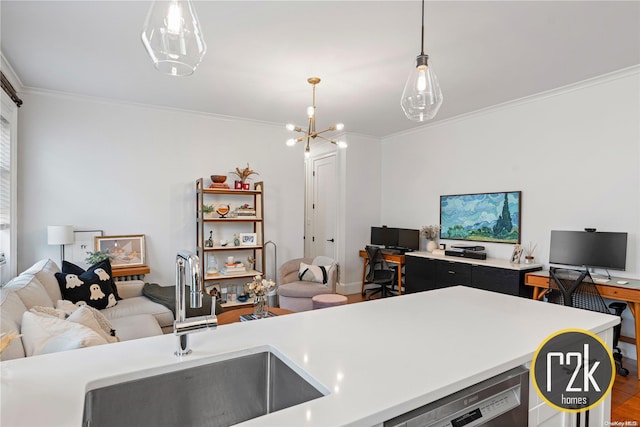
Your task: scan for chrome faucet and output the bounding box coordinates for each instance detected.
[174,251,217,356]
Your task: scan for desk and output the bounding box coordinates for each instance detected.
[359,250,405,296]
[525,270,640,376]
[216,307,294,325]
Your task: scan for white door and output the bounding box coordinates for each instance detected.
[306,153,337,260]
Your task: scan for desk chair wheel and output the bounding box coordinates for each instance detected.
[614,352,629,376]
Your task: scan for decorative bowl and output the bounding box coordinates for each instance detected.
[237,294,249,302]
[211,175,227,184]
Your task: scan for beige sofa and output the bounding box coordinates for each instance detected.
[0,259,174,361]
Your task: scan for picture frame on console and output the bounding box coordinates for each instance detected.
[440,191,521,244]
[95,234,146,268]
[510,244,523,263]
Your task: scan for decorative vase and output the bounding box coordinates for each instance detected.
[426,240,438,252]
[253,295,267,319]
[524,256,535,264]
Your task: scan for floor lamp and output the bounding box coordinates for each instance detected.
[47,225,74,266]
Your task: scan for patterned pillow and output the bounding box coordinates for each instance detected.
[62,260,121,300]
[55,260,118,310]
[298,262,332,284]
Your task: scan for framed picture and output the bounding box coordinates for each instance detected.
[440,191,521,244]
[64,230,103,268]
[95,234,146,268]
[511,244,523,263]
[239,233,257,246]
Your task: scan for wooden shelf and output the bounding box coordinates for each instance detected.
[202,245,262,252]
[200,217,263,223]
[201,188,262,196]
[112,265,150,277]
[196,178,265,286]
[204,269,262,281]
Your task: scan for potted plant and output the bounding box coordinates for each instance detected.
[85,250,113,265]
[420,225,441,252]
[231,163,259,189]
[203,204,215,219]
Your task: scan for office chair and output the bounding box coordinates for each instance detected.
[363,246,396,300]
[547,267,629,377]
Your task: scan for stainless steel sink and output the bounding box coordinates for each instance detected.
[83,349,325,427]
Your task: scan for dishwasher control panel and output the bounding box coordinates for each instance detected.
[385,366,529,427]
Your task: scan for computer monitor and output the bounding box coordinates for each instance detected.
[549,230,628,271]
[370,227,398,248]
[397,228,419,251]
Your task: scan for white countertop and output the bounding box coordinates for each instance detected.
[0,286,618,427]
[407,251,544,271]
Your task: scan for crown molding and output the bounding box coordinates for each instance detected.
[383,65,640,141]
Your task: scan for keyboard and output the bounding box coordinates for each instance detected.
[594,278,610,283]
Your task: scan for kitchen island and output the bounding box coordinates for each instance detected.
[1,286,619,426]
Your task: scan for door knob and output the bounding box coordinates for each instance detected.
[327,238,335,242]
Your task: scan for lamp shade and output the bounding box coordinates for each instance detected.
[401,55,443,122]
[47,226,74,246]
[141,0,207,76]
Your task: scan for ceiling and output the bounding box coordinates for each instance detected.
[2,1,639,138]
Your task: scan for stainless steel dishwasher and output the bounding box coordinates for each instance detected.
[384,366,529,427]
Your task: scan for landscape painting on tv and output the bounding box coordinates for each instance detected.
[440,191,521,244]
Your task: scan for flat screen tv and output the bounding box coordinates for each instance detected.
[549,230,628,271]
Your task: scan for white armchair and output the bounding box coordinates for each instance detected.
[277,257,337,312]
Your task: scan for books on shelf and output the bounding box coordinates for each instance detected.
[220,262,246,275]
[237,209,256,216]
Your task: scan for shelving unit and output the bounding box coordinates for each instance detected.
[195,178,265,287]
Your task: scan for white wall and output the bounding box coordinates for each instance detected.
[339,133,382,292]
[18,91,307,285]
[381,67,640,356]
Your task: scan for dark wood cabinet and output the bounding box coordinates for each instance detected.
[405,254,540,297]
[436,260,471,288]
[405,256,437,293]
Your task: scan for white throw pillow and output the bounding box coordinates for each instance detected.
[56,299,83,315]
[29,305,67,319]
[21,311,108,356]
[67,306,119,343]
[298,262,332,284]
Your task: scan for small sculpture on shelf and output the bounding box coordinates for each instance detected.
[209,175,229,189]
[233,234,240,247]
[215,204,230,218]
[205,231,214,248]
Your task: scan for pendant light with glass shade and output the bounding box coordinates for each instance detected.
[401,0,443,121]
[141,0,207,76]
[286,77,347,159]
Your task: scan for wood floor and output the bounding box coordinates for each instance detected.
[345,293,640,423]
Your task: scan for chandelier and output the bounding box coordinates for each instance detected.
[141,0,207,76]
[286,77,347,158]
[400,0,443,121]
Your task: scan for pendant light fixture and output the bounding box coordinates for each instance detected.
[400,0,443,121]
[286,77,347,159]
[141,0,207,76]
